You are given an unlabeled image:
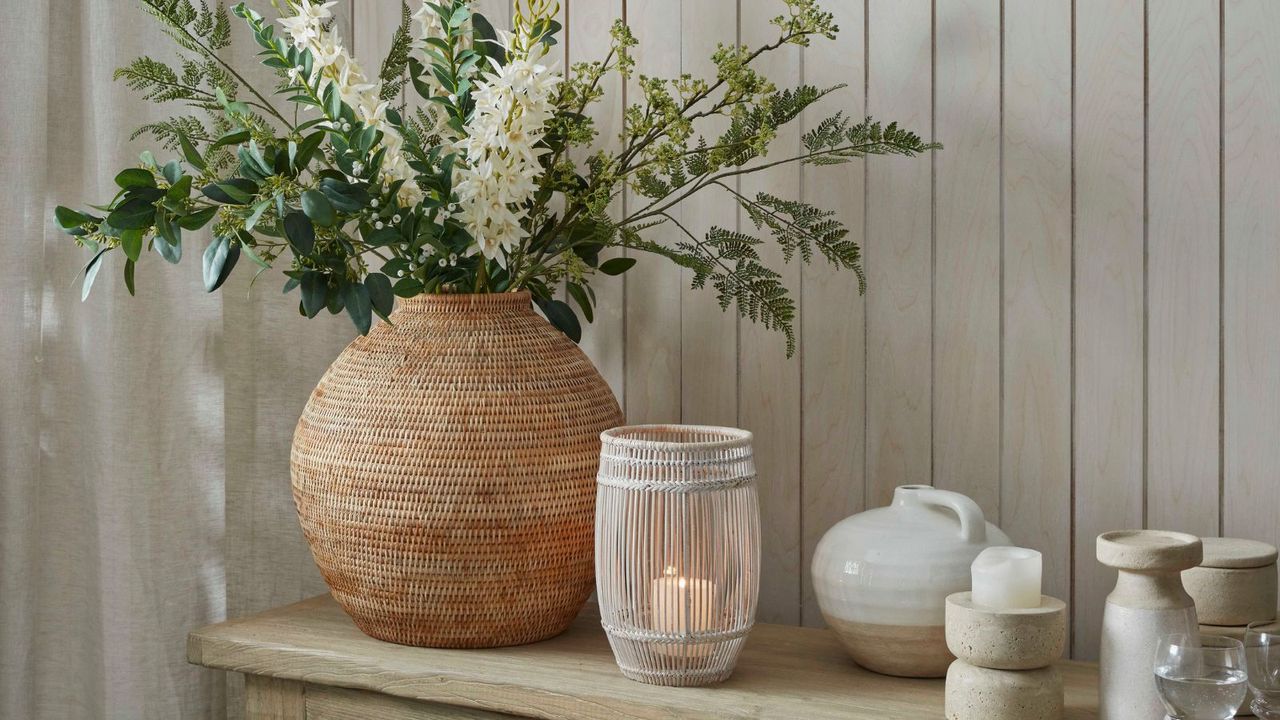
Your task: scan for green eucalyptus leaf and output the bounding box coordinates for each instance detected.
[106,197,156,230]
[342,282,372,334]
[55,206,91,230]
[300,190,335,226]
[202,235,240,292]
[165,175,193,204]
[392,276,423,298]
[599,256,637,276]
[244,200,270,232]
[115,168,155,189]
[293,131,325,170]
[125,186,165,204]
[120,228,143,262]
[240,240,270,269]
[283,211,316,254]
[161,160,182,186]
[567,282,594,323]
[81,248,108,302]
[319,178,369,213]
[325,283,344,314]
[535,297,582,342]
[202,178,257,205]
[211,129,251,149]
[154,232,182,264]
[177,130,206,171]
[124,258,136,296]
[177,206,217,231]
[300,272,326,318]
[364,273,393,319]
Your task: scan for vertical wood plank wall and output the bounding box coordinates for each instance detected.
[351,0,1280,660]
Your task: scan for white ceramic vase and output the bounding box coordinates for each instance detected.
[811,485,1011,677]
[1096,530,1201,720]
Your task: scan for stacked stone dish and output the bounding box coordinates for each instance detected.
[1183,537,1278,717]
[943,592,1066,720]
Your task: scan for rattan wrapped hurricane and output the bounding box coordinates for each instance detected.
[595,425,760,686]
[291,291,624,648]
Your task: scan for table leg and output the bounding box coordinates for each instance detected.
[244,675,305,720]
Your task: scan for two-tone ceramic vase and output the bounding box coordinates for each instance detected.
[811,485,1011,677]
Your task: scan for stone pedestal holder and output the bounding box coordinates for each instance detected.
[943,592,1066,720]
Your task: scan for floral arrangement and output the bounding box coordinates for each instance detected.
[54,0,936,354]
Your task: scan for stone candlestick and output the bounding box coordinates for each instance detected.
[1096,530,1201,720]
[943,592,1067,720]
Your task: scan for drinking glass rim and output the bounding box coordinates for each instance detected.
[1246,619,1280,647]
[1157,632,1245,651]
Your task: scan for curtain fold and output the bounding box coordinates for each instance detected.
[0,1,355,717]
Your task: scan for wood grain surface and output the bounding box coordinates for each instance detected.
[192,595,1101,720]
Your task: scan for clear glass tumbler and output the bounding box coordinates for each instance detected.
[1153,633,1247,720]
[1247,620,1280,719]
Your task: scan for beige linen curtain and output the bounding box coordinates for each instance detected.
[0,1,357,717]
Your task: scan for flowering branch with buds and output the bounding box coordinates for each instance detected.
[56,0,937,353]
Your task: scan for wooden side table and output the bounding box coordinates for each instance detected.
[188,595,1100,719]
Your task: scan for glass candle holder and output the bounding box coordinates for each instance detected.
[595,425,760,687]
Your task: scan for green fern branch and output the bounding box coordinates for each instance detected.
[379,2,414,101]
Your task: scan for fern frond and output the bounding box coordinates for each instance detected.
[114,57,208,105]
[629,221,797,356]
[131,115,236,171]
[379,2,414,101]
[803,114,941,162]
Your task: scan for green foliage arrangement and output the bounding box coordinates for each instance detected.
[55,0,937,355]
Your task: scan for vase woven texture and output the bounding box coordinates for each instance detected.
[292,291,624,648]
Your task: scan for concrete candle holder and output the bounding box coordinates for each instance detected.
[943,592,1066,720]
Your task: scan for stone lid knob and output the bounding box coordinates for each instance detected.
[1096,530,1202,571]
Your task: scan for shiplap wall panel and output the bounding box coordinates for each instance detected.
[1147,0,1222,538]
[678,1,739,429]
[1000,0,1073,625]
[798,0,866,628]
[1224,1,1280,553]
[1071,0,1146,660]
[865,0,934,507]
[572,0,627,407]
[342,0,1280,660]
[932,0,1001,520]
[739,0,803,625]
[622,0,682,425]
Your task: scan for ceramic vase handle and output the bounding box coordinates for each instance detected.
[912,487,987,544]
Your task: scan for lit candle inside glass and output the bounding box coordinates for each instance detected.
[971,546,1042,610]
[651,566,716,657]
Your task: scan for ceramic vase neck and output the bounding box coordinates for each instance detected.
[1109,569,1195,610]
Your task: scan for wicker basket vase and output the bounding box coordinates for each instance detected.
[291,291,624,648]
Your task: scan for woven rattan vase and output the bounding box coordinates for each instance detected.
[291,291,624,648]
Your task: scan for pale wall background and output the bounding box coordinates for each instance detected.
[353,0,1280,662]
[6,3,1277,717]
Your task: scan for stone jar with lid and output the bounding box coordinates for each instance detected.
[1183,537,1278,627]
[1097,530,1202,720]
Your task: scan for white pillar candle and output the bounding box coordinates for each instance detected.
[651,567,717,657]
[971,546,1042,610]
